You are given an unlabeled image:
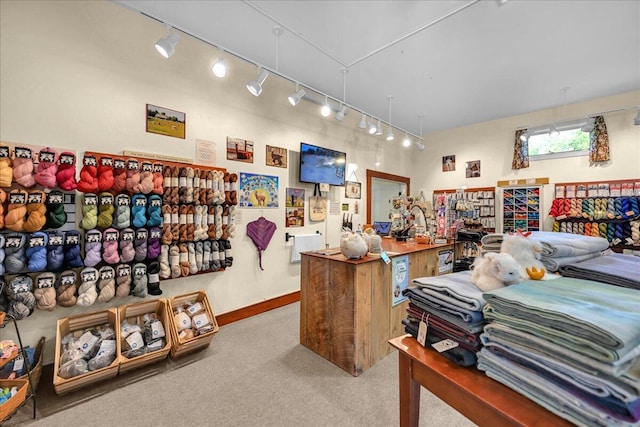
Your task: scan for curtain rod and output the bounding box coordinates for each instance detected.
[516,104,639,131]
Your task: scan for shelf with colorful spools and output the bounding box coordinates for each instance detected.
[548,179,640,250]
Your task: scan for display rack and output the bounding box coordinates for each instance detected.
[502,186,541,233]
[432,187,496,234]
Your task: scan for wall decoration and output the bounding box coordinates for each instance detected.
[239,172,279,208]
[286,187,305,227]
[345,181,361,199]
[466,160,481,178]
[146,104,185,139]
[342,203,349,212]
[392,255,409,306]
[227,137,254,163]
[266,145,287,168]
[442,155,456,172]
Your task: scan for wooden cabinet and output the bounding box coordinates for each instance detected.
[300,241,456,376]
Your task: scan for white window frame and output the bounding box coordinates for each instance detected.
[526,118,590,161]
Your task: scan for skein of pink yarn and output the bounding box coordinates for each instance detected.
[125,159,141,193]
[13,146,36,188]
[102,228,120,264]
[56,152,78,191]
[35,148,59,188]
[134,161,154,194]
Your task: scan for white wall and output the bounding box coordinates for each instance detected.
[0,0,415,362]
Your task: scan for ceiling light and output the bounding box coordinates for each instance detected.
[386,126,394,141]
[402,133,411,147]
[368,120,377,135]
[358,113,367,129]
[288,84,305,106]
[416,141,425,151]
[320,96,331,117]
[549,123,559,138]
[335,104,347,122]
[246,67,269,96]
[155,31,180,59]
[212,48,228,78]
[581,117,595,133]
[634,107,640,126]
[375,119,383,136]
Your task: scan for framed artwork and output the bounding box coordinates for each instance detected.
[227,137,254,163]
[442,155,455,172]
[341,203,349,211]
[286,188,305,227]
[238,172,279,208]
[266,145,287,168]
[345,181,361,199]
[466,160,481,178]
[146,104,185,139]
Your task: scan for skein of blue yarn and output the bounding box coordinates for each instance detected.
[4,233,27,274]
[0,234,5,275]
[131,194,147,228]
[26,231,49,272]
[64,230,84,268]
[146,194,163,227]
[47,231,65,271]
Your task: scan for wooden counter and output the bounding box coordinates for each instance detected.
[300,240,458,376]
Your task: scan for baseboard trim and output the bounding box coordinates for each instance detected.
[216,291,300,327]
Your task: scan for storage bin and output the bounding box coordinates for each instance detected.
[0,378,29,422]
[168,291,218,359]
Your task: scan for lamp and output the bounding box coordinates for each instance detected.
[375,119,383,136]
[335,104,348,122]
[368,120,377,135]
[634,107,640,126]
[416,141,425,151]
[320,96,331,117]
[402,133,411,148]
[155,29,180,59]
[288,84,305,106]
[358,113,368,129]
[386,126,394,141]
[549,122,559,138]
[581,117,595,132]
[246,67,269,96]
[211,48,228,78]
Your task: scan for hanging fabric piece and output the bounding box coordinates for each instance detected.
[589,115,610,162]
[246,216,277,270]
[511,129,529,170]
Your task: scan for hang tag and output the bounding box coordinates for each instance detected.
[29,235,46,248]
[417,321,428,347]
[6,236,23,248]
[28,192,44,204]
[114,159,126,169]
[59,153,75,165]
[127,159,139,170]
[39,150,56,163]
[100,267,114,280]
[105,230,119,242]
[100,194,113,205]
[126,332,144,350]
[134,197,146,207]
[60,271,76,285]
[96,339,116,357]
[9,192,26,204]
[117,265,131,277]
[134,265,146,276]
[48,233,64,246]
[0,146,9,158]
[153,163,163,173]
[14,146,32,159]
[86,231,101,243]
[117,195,130,206]
[65,232,80,245]
[380,251,391,265]
[12,355,24,372]
[37,276,54,288]
[150,320,166,338]
[100,156,113,166]
[431,339,459,353]
[77,331,99,354]
[136,229,148,240]
[142,162,153,172]
[47,192,64,204]
[82,270,97,282]
[150,197,162,207]
[121,230,134,241]
[150,229,161,239]
[83,155,97,166]
[84,194,98,206]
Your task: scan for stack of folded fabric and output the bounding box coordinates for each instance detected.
[402,271,486,367]
[480,231,610,272]
[559,252,640,291]
[477,277,640,427]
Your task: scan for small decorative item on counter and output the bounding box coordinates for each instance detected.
[339,231,369,259]
[57,324,116,379]
[368,234,382,253]
[415,231,431,245]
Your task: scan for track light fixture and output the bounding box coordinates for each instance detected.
[549,122,560,138]
[154,26,180,59]
[634,107,640,126]
[402,132,411,148]
[375,119,383,136]
[368,120,377,135]
[246,67,269,96]
[417,115,426,151]
[358,113,368,129]
[320,96,331,117]
[416,141,425,151]
[581,117,595,133]
[212,48,228,78]
[335,104,348,122]
[288,84,305,106]
[386,126,394,141]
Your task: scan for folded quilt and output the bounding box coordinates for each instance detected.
[559,253,640,290]
[403,322,477,367]
[412,270,486,312]
[407,304,481,346]
[541,251,604,272]
[483,277,640,364]
[478,348,640,427]
[480,233,503,252]
[402,293,485,334]
[402,287,484,324]
[529,231,610,258]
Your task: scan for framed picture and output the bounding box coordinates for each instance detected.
[227,137,254,163]
[466,160,481,178]
[286,188,305,227]
[442,155,455,172]
[238,172,279,208]
[146,104,185,139]
[266,145,287,168]
[345,181,361,199]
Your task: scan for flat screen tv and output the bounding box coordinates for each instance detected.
[299,142,346,186]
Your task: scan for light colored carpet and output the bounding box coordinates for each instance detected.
[9,302,476,427]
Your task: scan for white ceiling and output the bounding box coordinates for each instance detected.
[117,0,640,137]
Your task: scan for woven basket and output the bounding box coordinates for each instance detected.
[18,337,44,392]
[0,378,28,422]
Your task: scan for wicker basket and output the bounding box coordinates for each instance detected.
[17,337,44,392]
[0,378,29,422]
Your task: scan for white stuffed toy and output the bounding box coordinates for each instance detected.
[339,232,369,259]
[500,231,545,279]
[470,252,522,292]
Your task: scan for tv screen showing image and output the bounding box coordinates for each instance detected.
[299,142,346,186]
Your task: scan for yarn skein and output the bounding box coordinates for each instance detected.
[203,240,211,272]
[199,169,208,206]
[5,189,28,232]
[147,261,162,295]
[187,242,198,275]
[80,193,98,230]
[45,190,67,229]
[146,194,163,227]
[77,155,99,193]
[125,159,141,193]
[24,190,47,232]
[159,245,171,279]
[111,158,127,193]
[118,228,135,263]
[76,267,99,307]
[13,146,36,188]
[195,241,203,271]
[179,243,190,276]
[0,189,6,229]
[115,264,132,298]
[162,165,173,204]
[97,192,115,229]
[134,161,154,194]
[152,163,164,195]
[56,152,78,191]
[84,229,103,267]
[113,193,131,229]
[0,144,13,187]
[63,230,84,268]
[210,240,220,271]
[178,167,188,204]
[56,270,78,307]
[34,272,57,311]
[97,156,115,192]
[169,166,179,204]
[193,168,201,206]
[134,228,148,262]
[148,227,162,260]
[131,263,148,298]
[171,205,180,243]
[46,231,65,271]
[0,235,5,276]
[161,204,173,244]
[4,233,27,274]
[102,228,121,264]
[7,275,36,320]
[26,231,48,272]
[35,148,59,188]
[131,194,147,228]
[169,244,181,278]
[97,266,116,303]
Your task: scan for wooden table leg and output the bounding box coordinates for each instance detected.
[399,351,420,427]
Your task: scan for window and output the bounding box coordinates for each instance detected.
[528,124,589,160]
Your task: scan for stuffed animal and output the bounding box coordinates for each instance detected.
[339,232,369,259]
[470,252,521,292]
[500,231,544,279]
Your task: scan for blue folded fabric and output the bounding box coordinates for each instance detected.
[529,231,610,257]
[541,251,604,272]
[560,253,640,291]
[403,293,485,333]
[412,270,486,312]
[403,286,484,324]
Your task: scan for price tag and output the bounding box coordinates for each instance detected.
[47,191,64,204]
[153,163,163,173]
[59,153,75,165]
[117,195,130,206]
[14,147,32,159]
[114,159,126,169]
[101,157,113,166]
[431,339,459,353]
[100,194,113,205]
[84,194,98,206]
[39,150,56,163]
[13,355,24,372]
[83,155,97,166]
[417,313,429,347]
[105,230,119,242]
[121,230,134,241]
[380,251,391,265]
[142,162,153,172]
[0,146,9,157]
[127,159,139,170]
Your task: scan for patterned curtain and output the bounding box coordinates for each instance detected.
[590,115,610,162]
[511,129,529,170]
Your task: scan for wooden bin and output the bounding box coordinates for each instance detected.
[168,291,219,359]
[117,299,171,374]
[53,309,120,395]
[0,378,29,422]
